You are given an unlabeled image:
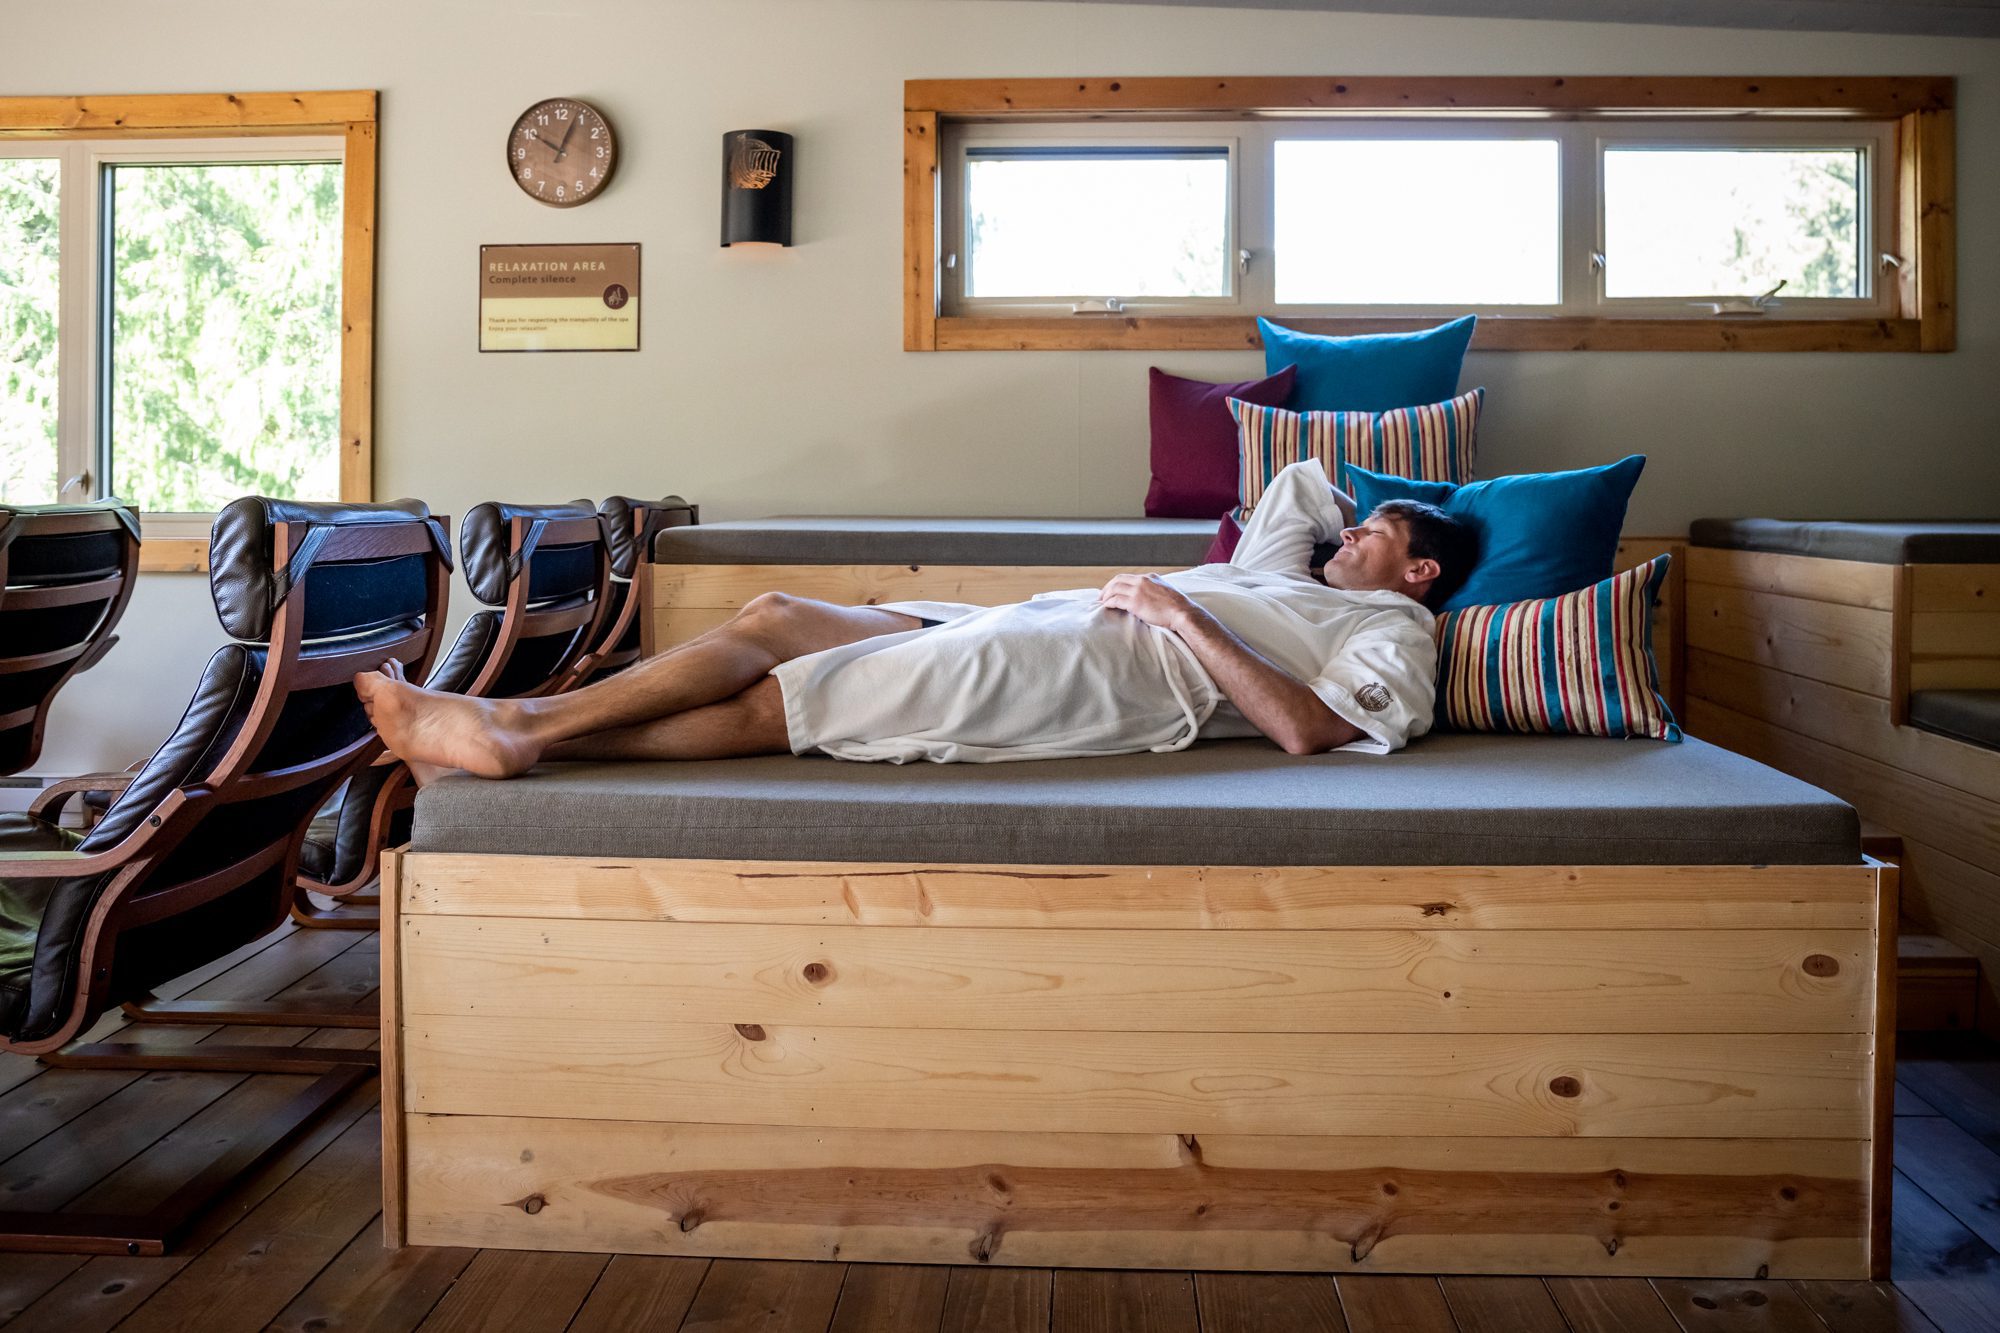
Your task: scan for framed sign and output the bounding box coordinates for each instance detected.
[480,243,640,352]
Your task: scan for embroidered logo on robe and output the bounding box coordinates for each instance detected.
[1356,683,1393,712]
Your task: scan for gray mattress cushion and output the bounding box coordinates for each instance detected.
[412,734,1859,867]
[1908,690,2000,752]
[653,516,1218,567]
[1690,518,2000,565]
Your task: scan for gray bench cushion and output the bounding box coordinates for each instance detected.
[653,517,1218,568]
[1690,519,2000,565]
[1908,690,2000,751]
[412,734,1859,867]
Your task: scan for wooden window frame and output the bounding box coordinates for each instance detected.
[0,91,378,571]
[904,77,1954,355]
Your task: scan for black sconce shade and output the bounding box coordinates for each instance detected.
[722,129,794,247]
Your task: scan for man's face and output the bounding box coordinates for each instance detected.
[1321,513,1434,599]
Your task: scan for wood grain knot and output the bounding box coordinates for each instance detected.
[734,1023,767,1041]
[1802,954,1840,976]
[802,962,832,985]
[508,1193,546,1215]
[1419,902,1454,918]
[1549,1076,1582,1098]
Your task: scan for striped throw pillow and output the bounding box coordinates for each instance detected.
[1228,388,1481,518]
[1434,555,1681,741]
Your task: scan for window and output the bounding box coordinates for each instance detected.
[962,145,1233,301]
[0,93,375,563]
[907,77,1953,353]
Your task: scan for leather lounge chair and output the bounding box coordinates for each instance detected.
[0,500,141,777]
[561,494,698,688]
[294,501,613,926]
[0,497,452,1254]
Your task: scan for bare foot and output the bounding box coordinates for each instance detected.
[354,667,540,780]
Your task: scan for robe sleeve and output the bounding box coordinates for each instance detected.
[1228,460,1356,575]
[1306,607,1439,754]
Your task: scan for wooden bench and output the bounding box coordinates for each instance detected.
[1683,520,2000,1036]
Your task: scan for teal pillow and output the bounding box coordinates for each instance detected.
[1348,455,1647,613]
[1259,315,1476,413]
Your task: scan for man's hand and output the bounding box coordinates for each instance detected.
[1098,573,1195,631]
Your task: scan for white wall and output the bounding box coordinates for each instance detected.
[11,0,1997,777]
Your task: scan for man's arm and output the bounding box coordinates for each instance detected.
[1097,575,1361,755]
[1229,460,1358,575]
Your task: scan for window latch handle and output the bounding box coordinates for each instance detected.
[1238,248,1252,276]
[59,471,91,499]
[1589,251,1607,273]
[1880,252,1905,271]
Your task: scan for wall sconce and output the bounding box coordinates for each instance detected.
[721,129,794,247]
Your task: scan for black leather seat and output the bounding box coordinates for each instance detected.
[0,501,141,777]
[295,500,612,908]
[0,498,450,1054]
[565,494,697,687]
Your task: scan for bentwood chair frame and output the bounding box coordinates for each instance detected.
[293,508,612,927]
[560,495,697,690]
[0,503,142,777]
[0,510,450,1255]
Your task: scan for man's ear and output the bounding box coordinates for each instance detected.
[1405,557,1441,588]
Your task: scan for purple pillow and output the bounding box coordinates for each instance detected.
[1204,512,1243,565]
[1145,365,1296,519]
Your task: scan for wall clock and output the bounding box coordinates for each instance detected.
[508,98,617,208]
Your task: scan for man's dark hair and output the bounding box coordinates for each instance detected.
[1371,499,1478,610]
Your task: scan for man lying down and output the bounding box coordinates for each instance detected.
[356,460,1477,778]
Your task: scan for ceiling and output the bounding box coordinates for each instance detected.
[1003,0,2000,38]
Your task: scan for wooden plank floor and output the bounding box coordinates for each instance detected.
[0,926,1997,1331]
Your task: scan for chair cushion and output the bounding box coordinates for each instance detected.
[598,496,699,579]
[209,497,442,640]
[412,733,1859,868]
[652,517,1218,568]
[425,612,501,695]
[1689,519,2000,565]
[0,814,100,1042]
[80,644,262,853]
[459,501,599,605]
[1908,690,2000,751]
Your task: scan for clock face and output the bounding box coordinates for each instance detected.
[508,98,616,208]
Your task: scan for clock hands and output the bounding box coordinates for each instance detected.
[544,115,580,163]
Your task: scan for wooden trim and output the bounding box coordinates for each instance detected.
[137,538,210,573]
[404,1117,1867,1275]
[933,315,1922,355]
[0,90,376,133]
[381,849,408,1249]
[905,76,1952,119]
[0,90,378,515]
[903,111,939,352]
[1869,859,1898,1280]
[402,854,1880,932]
[340,118,378,505]
[1683,548,1896,612]
[400,917,1873,1035]
[1903,108,1957,351]
[905,77,1953,354]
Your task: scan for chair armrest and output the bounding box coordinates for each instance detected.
[29,772,137,822]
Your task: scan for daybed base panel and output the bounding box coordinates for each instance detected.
[402,1117,1866,1277]
[388,852,1889,1278]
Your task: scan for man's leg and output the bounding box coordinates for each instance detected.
[354,593,923,778]
[540,676,789,762]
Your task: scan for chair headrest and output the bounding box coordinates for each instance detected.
[461,500,603,606]
[596,495,698,579]
[0,497,140,555]
[209,497,450,642]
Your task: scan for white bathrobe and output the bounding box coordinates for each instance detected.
[773,460,1439,762]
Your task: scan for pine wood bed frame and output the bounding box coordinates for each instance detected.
[379,539,1890,1277]
[382,851,1894,1277]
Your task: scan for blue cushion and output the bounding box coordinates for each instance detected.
[1259,316,1477,413]
[1349,455,1647,613]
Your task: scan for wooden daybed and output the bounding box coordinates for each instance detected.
[380,519,1890,1279]
[1684,518,2000,1034]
